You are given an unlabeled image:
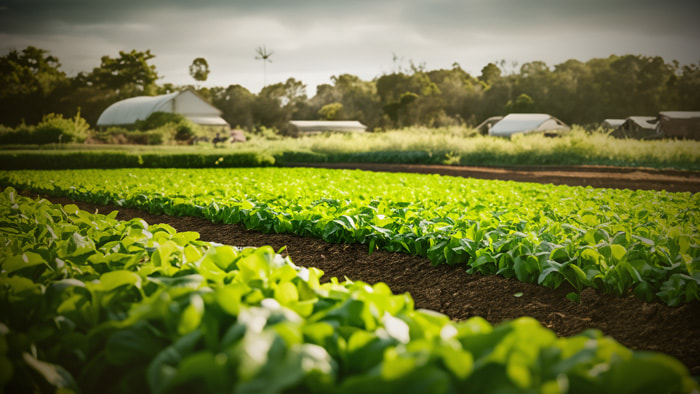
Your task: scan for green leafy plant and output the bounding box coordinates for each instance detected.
[1,167,698,306]
[0,188,696,393]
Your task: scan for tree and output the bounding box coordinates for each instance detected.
[209,84,256,130]
[255,45,273,87]
[676,62,700,110]
[88,49,159,95]
[479,63,502,86]
[0,46,69,126]
[504,93,535,113]
[189,57,210,82]
[318,102,344,120]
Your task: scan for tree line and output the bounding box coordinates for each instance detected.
[1,46,698,134]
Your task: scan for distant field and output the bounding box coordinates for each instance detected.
[1,127,700,170]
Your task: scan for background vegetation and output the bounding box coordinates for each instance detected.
[1,46,699,134]
[2,127,699,170]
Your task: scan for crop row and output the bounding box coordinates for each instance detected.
[0,188,697,393]
[1,168,699,305]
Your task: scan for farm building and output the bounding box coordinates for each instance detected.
[96,90,229,128]
[288,120,367,135]
[655,111,700,140]
[488,113,569,138]
[600,119,625,130]
[609,116,658,139]
[475,116,503,135]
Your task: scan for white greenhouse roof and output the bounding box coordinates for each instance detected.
[289,120,367,133]
[96,90,228,127]
[489,113,569,137]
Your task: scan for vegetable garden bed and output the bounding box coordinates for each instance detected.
[1,189,698,393]
[2,167,698,305]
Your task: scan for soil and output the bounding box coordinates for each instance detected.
[19,163,700,374]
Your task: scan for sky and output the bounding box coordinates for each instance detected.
[1,0,699,95]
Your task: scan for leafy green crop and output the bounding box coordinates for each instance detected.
[1,188,697,393]
[1,167,699,305]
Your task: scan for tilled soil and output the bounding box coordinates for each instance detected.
[13,164,700,373]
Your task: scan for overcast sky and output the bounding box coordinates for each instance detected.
[1,0,699,95]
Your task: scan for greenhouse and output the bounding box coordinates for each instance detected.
[96,90,228,127]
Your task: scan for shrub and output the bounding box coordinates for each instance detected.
[0,150,275,169]
[134,111,187,131]
[35,112,90,143]
[91,127,164,145]
[0,123,35,145]
[174,121,196,142]
[0,113,90,145]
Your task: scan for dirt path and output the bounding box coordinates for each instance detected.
[286,163,700,193]
[42,195,700,375]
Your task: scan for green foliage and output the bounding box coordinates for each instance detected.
[504,93,535,113]
[2,47,700,137]
[2,167,699,306]
[209,84,256,131]
[35,112,90,143]
[318,102,344,120]
[0,112,91,145]
[2,126,700,169]
[135,112,188,131]
[88,49,159,95]
[0,188,696,393]
[174,122,196,142]
[0,150,274,169]
[0,46,70,126]
[189,57,210,82]
[250,126,283,140]
[92,128,165,145]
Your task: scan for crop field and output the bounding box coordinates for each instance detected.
[1,167,698,306]
[1,188,698,393]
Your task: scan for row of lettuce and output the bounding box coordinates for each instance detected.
[1,188,697,393]
[1,167,698,306]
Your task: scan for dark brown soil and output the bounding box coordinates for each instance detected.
[15,164,700,373]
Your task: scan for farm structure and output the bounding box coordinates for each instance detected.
[488,113,570,138]
[600,118,625,130]
[96,90,229,128]
[474,115,503,134]
[609,116,658,139]
[288,120,367,135]
[656,111,700,140]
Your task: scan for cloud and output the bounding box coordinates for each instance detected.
[1,0,698,93]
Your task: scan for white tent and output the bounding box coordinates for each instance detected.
[489,113,569,138]
[96,90,228,127]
